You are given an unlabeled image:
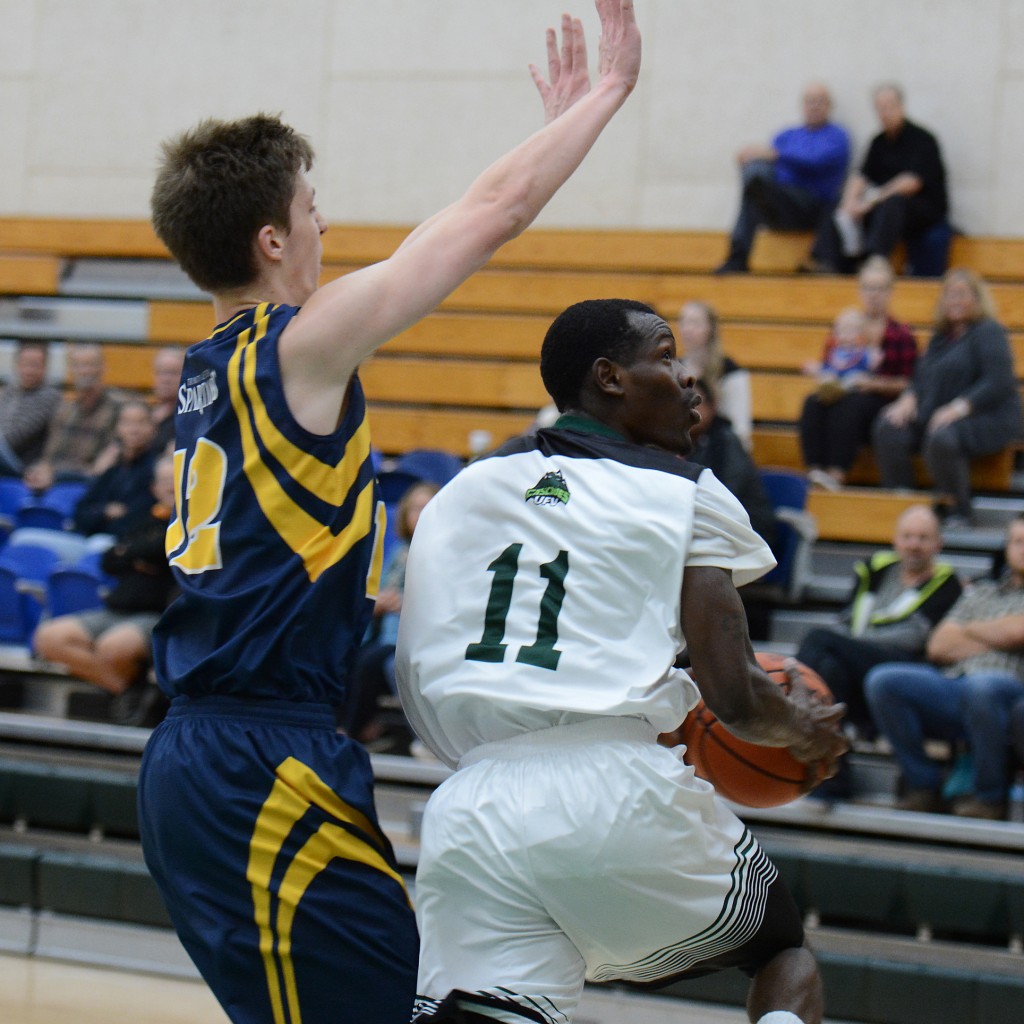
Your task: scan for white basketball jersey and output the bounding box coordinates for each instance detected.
[395,422,774,767]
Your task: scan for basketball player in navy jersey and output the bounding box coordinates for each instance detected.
[136,5,642,1024]
[397,300,848,1024]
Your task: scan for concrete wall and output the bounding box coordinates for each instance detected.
[0,0,1021,236]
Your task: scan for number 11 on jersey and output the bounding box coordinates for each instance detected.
[465,543,569,671]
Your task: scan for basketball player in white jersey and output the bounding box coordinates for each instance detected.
[396,299,848,1024]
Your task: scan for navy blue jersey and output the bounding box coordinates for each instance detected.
[153,303,384,703]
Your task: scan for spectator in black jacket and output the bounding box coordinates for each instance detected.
[34,456,176,723]
[688,378,776,554]
[810,83,948,273]
[72,400,156,538]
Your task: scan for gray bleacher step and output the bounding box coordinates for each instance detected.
[0,295,146,342]
[60,258,207,301]
[769,608,842,646]
[33,911,195,976]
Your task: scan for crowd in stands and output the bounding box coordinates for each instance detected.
[799,256,917,491]
[874,268,1021,527]
[0,74,1022,827]
[716,81,850,276]
[717,80,949,278]
[864,514,1024,820]
[0,343,184,725]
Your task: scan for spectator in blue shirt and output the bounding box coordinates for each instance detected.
[716,82,850,274]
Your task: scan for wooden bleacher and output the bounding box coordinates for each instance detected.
[2,217,1024,544]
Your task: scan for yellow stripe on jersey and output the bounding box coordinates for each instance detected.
[247,757,410,1024]
[366,500,387,600]
[241,308,371,503]
[228,305,375,582]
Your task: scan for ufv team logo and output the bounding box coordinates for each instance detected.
[525,469,570,507]
[178,368,219,415]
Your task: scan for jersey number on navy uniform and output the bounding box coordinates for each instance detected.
[465,543,569,670]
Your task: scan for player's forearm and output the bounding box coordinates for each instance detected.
[682,567,807,749]
[713,671,809,749]
[461,77,633,248]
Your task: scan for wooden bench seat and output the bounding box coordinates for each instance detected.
[751,229,1024,281]
[367,406,533,457]
[360,355,546,410]
[752,426,1016,491]
[806,489,936,544]
[0,254,62,295]
[5,217,1021,283]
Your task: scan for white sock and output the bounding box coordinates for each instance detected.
[756,1013,806,1024]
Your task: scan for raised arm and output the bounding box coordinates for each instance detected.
[680,566,848,768]
[281,0,641,423]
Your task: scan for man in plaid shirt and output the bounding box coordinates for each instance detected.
[23,343,121,492]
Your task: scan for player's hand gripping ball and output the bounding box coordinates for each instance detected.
[678,652,835,807]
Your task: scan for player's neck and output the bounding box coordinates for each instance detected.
[212,272,298,326]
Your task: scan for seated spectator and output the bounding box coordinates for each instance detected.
[33,456,177,726]
[797,504,960,745]
[342,480,439,747]
[677,300,752,449]
[872,269,1021,527]
[23,343,122,493]
[715,82,849,274]
[0,342,61,477]
[806,306,880,391]
[72,400,157,539]
[149,346,185,454]
[809,83,948,274]
[801,257,917,490]
[688,379,776,554]
[865,514,1024,819]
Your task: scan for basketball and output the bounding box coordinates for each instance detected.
[677,652,835,808]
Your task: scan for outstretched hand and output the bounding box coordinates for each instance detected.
[596,0,641,92]
[530,2,641,124]
[530,15,591,124]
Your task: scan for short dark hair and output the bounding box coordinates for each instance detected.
[540,298,660,411]
[16,340,48,359]
[151,114,315,293]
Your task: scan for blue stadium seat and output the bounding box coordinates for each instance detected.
[758,469,818,602]
[15,503,69,532]
[905,221,953,279]
[47,566,107,618]
[0,567,34,644]
[376,469,421,505]
[395,448,463,487]
[0,479,29,535]
[0,544,62,639]
[38,480,88,519]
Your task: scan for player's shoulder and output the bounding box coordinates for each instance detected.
[477,425,704,483]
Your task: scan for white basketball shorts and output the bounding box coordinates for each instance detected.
[413,717,781,1024]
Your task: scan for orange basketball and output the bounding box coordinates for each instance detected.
[678,651,835,808]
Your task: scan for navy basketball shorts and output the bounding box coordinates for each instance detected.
[138,695,418,1024]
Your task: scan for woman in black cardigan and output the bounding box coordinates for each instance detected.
[873,268,1021,526]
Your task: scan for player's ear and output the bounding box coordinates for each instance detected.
[254,223,285,264]
[593,356,625,397]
